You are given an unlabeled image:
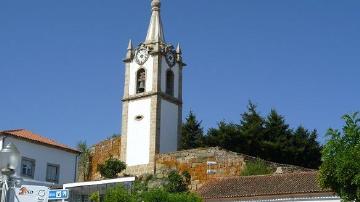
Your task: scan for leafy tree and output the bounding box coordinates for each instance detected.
[319,112,360,201]
[241,159,272,176]
[180,111,205,150]
[77,141,91,181]
[97,157,126,179]
[165,170,191,193]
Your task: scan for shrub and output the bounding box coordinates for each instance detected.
[165,170,190,193]
[97,157,126,179]
[141,188,202,202]
[89,191,100,202]
[104,185,134,202]
[241,159,272,176]
[104,186,202,202]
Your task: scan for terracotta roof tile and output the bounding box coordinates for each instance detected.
[197,172,333,200]
[0,129,80,154]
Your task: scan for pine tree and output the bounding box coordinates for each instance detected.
[290,126,321,168]
[239,102,265,157]
[263,109,292,162]
[202,102,322,168]
[180,111,204,150]
[205,121,241,151]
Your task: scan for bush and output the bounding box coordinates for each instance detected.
[165,170,190,193]
[169,192,203,202]
[141,189,202,202]
[141,189,170,202]
[104,185,134,202]
[104,186,202,202]
[97,157,126,179]
[89,191,100,202]
[241,159,272,176]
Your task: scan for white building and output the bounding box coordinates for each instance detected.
[0,129,80,185]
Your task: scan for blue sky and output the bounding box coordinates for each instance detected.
[0,0,359,148]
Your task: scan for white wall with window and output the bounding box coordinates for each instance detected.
[0,136,79,185]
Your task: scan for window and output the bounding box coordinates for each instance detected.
[136,68,146,93]
[166,70,174,96]
[21,157,35,179]
[46,164,60,183]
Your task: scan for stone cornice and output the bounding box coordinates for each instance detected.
[122,91,182,105]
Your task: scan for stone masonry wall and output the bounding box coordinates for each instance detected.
[155,147,245,190]
[89,136,122,180]
[87,141,312,190]
[155,147,312,190]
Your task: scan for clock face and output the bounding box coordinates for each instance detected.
[135,48,149,65]
[165,52,176,67]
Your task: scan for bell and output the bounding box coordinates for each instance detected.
[138,81,145,93]
[139,81,145,89]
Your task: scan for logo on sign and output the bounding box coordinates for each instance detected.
[15,186,49,202]
[49,189,69,200]
[18,187,33,195]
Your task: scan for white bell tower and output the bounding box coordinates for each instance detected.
[120,0,185,175]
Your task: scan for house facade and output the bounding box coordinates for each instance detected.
[0,129,80,185]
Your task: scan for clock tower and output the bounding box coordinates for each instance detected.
[120,0,185,175]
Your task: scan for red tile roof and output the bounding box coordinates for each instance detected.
[0,129,80,154]
[197,172,335,200]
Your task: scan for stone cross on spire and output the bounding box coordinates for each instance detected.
[145,0,165,43]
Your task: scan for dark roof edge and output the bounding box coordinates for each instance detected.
[203,191,337,201]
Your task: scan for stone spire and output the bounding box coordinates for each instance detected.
[124,39,133,62]
[145,0,165,44]
[176,43,186,66]
[176,43,182,55]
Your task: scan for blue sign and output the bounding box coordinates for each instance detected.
[48,189,69,200]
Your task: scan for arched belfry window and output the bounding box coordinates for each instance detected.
[136,68,146,93]
[166,70,174,96]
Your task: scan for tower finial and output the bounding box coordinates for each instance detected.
[151,0,161,11]
[145,0,165,43]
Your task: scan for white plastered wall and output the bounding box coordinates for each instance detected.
[160,58,179,99]
[3,137,77,185]
[126,98,151,166]
[159,100,179,153]
[128,57,154,96]
[0,136,4,150]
